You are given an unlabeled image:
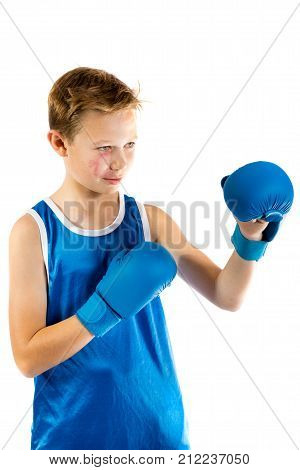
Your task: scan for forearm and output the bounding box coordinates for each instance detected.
[23,315,93,378]
[214,249,256,311]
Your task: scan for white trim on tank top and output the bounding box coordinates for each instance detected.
[135,200,151,242]
[43,189,126,237]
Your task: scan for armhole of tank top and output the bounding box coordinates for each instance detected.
[135,200,152,242]
[25,209,49,287]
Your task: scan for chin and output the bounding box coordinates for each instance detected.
[98,184,120,196]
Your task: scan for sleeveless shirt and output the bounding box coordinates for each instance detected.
[26,188,190,450]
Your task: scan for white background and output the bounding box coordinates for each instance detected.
[1,0,300,467]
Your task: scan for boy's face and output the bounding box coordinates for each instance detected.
[50,108,137,193]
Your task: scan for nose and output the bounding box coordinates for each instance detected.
[110,150,127,172]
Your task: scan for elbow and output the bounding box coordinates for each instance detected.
[22,367,35,379]
[218,301,242,312]
[225,304,241,312]
[214,288,243,312]
[15,357,35,378]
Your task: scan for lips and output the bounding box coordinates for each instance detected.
[104,177,122,181]
[102,176,122,185]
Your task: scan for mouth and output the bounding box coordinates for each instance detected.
[103,177,122,184]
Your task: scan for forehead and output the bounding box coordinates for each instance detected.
[79,109,137,141]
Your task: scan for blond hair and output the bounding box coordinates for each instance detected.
[48,66,144,144]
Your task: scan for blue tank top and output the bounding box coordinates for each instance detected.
[26,189,190,450]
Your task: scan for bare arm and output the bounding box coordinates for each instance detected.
[9,214,94,378]
[145,204,260,312]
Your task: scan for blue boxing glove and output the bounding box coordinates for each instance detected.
[221,161,294,261]
[76,241,177,337]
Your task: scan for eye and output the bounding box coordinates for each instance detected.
[127,142,136,148]
[96,142,136,151]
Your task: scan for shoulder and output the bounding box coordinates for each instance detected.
[10,213,40,241]
[144,204,164,244]
[9,213,42,256]
[9,213,47,293]
[144,204,186,248]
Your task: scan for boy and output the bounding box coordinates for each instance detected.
[9,67,271,450]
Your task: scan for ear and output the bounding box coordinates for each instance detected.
[220,175,229,189]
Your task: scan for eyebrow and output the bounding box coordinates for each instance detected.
[94,136,138,145]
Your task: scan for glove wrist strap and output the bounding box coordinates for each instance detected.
[231,224,268,261]
[76,290,122,338]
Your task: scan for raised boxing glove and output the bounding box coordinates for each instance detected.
[221,161,294,260]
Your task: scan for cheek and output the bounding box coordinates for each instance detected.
[87,154,108,177]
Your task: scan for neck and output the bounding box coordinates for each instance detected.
[51,174,120,213]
